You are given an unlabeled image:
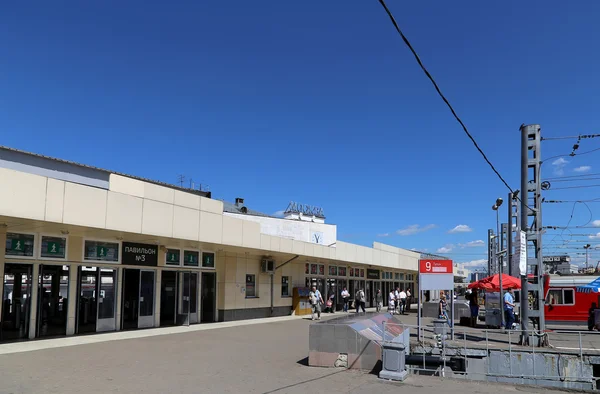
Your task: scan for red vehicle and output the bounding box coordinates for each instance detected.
[543,275,600,326]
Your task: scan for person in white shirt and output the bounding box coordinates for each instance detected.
[394,288,400,314]
[406,288,412,312]
[399,289,407,315]
[388,290,396,314]
[309,286,324,321]
[341,287,350,312]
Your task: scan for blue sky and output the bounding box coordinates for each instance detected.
[2,1,600,270]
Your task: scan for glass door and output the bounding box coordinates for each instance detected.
[178,272,198,325]
[1,263,32,341]
[200,272,216,323]
[160,270,178,326]
[37,265,69,338]
[76,267,98,334]
[96,268,117,332]
[138,270,155,328]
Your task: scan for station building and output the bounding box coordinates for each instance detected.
[0,146,419,342]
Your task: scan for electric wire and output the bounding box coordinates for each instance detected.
[376,0,514,193]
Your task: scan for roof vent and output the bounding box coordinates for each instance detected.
[240,206,248,214]
[235,197,245,207]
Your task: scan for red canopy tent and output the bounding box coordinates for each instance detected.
[468,273,521,292]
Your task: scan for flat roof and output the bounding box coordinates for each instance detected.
[0,145,211,198]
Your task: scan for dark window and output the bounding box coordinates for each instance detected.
[40,236,67,259]
[202,252,215,268]
[563,289,574,305]
[246,275,256,297]
[5,233,35,257]
[282,276,290,297]
[166,249,180,265]
[183,250,199,267]
[338,267,346,277]
[84,240,119,262]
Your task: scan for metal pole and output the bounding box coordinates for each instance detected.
[520,124,530,345]
[418,288,422,342]
[187,271,191,327]
[497,209,505,329]
[270,273,274,317]
[507,193,513,277]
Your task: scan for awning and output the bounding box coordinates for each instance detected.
[576,277,600,293]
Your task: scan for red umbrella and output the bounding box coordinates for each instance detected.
[468,273,521,291]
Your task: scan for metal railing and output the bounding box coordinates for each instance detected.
[380,321,600,388]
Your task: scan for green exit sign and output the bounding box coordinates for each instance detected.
[166,249,180,265]
[202,252,215,268]
[11,238,24,252]
[97,246,107,258]
[47,241,60,255]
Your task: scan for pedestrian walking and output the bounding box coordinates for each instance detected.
[375,289,383,312]
[468,289,479,328]
[504,288,516,330]
[439,295,450,325]
[341,287,350,312]
[399,289,407,315]
[388,289,396,314]
[309,286,324,321]
[355,288,366,314]
[405,288,412,312]
[325,289,335,313]
[394,287,400,314]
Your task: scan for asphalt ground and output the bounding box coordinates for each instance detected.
[0,313,579,394]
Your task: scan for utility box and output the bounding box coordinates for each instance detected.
[379,342,408,381]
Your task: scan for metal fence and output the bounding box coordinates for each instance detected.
[381,321,600,388]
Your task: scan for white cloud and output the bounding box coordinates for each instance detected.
[574,165,592,173]
[552,157,569,176]
[459,259,487,269]
[459,240,485,248]
[272,210,285,218]
[448,224,472,233]
[590,233,600,239]
[396,224,436,236]
[592,220,600,227]
[377,233,390,237]
[436,244,454,253]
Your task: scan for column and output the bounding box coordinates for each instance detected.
[28,264,39,339]
[0,228,5,320]
[115,267,123,331]
[154,268,161,327]
[66,265,79,336]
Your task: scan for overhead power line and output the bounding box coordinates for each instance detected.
[548,184,600,191]
[542,134,600,141]
[376,0,513,193]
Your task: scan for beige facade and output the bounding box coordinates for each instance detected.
[0,148,420,341]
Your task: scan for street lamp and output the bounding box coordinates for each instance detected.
[584,244,591,270]
[492,197,505,329]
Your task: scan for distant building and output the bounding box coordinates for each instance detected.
[543,255,577,275]
[470,271,487,283]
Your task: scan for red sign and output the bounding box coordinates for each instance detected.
[419,260,453,274]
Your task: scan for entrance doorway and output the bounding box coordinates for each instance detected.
[121,269,155,330]
[76,267,117,334]
[179,272,198,324]
[366,281,373,308]
[200,272,216,323]
[1,263,32,341]
[160,270,178,326]
[37,265,69,338]
[336,279,347,311]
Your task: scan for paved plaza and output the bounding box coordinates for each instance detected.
[0,311,580,394]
